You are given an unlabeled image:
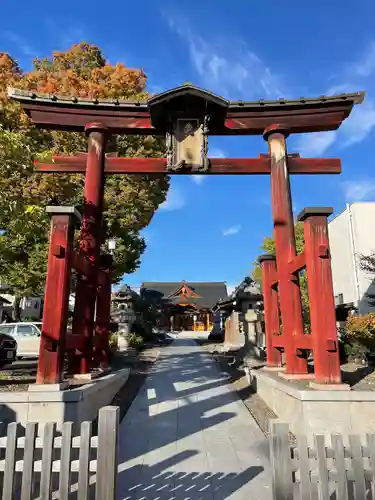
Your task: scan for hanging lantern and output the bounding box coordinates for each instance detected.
[166,116,209,172]
[148,83,229,173]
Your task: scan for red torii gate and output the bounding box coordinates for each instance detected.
[9,85,364,385]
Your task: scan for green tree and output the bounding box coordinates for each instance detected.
[252,222,310,331]
[0,45,169,318]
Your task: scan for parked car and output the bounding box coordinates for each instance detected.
[0,322,42,359]
[0,327,17,367]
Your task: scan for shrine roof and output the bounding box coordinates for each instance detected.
[141,281,228,310]
[8,86,365,111]
[148,83,229,108]
[8,86,365,135]
[213,277,262,311]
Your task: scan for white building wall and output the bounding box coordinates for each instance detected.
[328,202,375,314]
[328,209,356,306]
[351,203,375,313]
[0,294,42,320]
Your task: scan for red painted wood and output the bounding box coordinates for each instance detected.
[94,268,111,369]
[25,104,153,133]
[288,252,306,275]
[225,108,348,134]
[35,156,341,175]
[303,214,342,383]
[272,334,312,350]
[20,100,355,135]
[70,123,108,374]
[66,334,84,350]
[37,213,73,384]
[260,258,282,366]
[267,129,309,375]
[71,252,95,277]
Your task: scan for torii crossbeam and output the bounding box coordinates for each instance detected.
[36,154,342,175]
[9,84,364,384]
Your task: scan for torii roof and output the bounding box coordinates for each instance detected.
[7,84,365,135]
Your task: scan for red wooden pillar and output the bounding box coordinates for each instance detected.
[264,125,308,375]
[94,255,113,370]
[71,123,108,374]
[297,207,342,384]
[259,254,282,366]
[37,206,80,384]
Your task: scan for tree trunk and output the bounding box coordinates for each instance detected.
[13,296,22,321]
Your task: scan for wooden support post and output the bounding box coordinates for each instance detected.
[37,206,81,384]
[70,123,108,374]
[297,207,342,384]
[94,255,113,370]
[264,125,308,375]
[259,254,282,367]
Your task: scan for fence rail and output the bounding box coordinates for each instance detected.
[270,420,375,500]
[0,405,119,500]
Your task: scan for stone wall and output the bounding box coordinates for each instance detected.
[250,368,375,443]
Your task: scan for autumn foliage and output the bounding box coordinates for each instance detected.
[0,43,168,303]
[346,313,375,350]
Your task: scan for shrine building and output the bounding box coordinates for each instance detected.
[140,281,228,332]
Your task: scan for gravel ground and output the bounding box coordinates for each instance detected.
[0,345,161,394]
[0,361,37,391]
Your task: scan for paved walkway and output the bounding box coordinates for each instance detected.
[117,337,272,500]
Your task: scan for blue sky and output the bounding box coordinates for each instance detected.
[2,0,375,292]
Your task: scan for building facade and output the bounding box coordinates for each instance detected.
[329,202,375,316]
[140,281,228,332]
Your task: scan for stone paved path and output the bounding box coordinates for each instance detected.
[116,337,272,500]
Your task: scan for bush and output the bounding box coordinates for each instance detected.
[345,313,375,363]
[109,333,119,352]
[127,332,144,350]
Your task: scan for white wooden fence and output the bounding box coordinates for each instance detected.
[270,420,375,500]
[0,406,119,500]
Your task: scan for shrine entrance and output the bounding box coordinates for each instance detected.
[9,83,364,385]
[140,280,222,332]
[173,308,195,332]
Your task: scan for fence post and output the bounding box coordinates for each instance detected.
[269,420,293,500]
[96,406,119,500]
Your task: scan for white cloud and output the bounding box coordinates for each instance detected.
[166,16,285,100]
[324,41,375,148]
[192,176,206,185]
[44,19,86,50]
[166,18,375,151]
[191,147,226,185]
[159,185,185,211]
[210,148,226,158]
[222,225,241,236]
[342,180,375,202]
[352,41,375,77]
[2,31,36,58]
[297,131,337,156]
[340,100,375,146]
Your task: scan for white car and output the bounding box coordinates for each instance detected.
[0,322,42,358]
